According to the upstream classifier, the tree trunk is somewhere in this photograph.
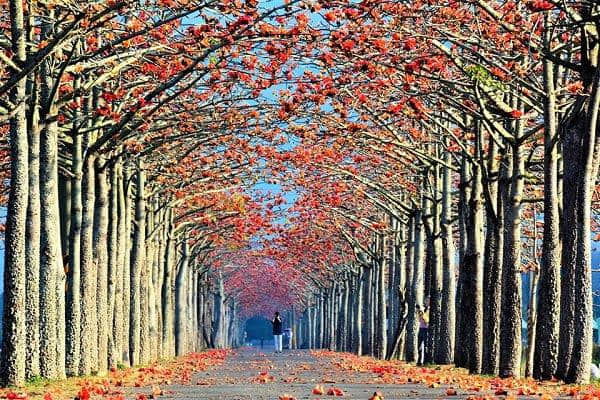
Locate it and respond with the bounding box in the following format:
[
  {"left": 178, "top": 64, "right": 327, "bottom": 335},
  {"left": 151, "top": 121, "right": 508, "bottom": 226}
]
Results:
[
  {"left": 94, "top": 161, "right": 109, "bottom": 373},
  {"left": 461, "top": 159, "right": 484, "bottom": 374},
  {"left": 329, "top": 284, "right": 336, "bottom": 351},
  {"left": 426, "top": 168, "right": 442, "bottom": 364},
  {"left": 162, "top": 211, "right": 175, "bottom": 357},
  {"left": 308, "top": 307, "right": 315, "bottom": 349},
  {"left": 55, "top": 235, "right": 66, "bottom": 379},
  {"left": 25, "top": 72, "right": 40, "bottom": 380},
  {"left": 139, "top": 234, "right": 150, "bottom": 364},
  {"left": 212, "top": 274, "right": 225, "bottom": 349},
  {"left": 66, "top": 69, "right": 83, "bottom": 378},
  {"left": 193, "top": 270, "right": 199, "bottom": 350},
  {"left": 175, "top": 240, "right": 189, "bottom": 356},
  {"left": 347, "top": 282, "right": 354, "bottom": 352},
  {"left": 394, "top": 225, "right": 408, "bottom": 360},
  {"left": 107, "top": 163, "right": 120, "bottom": 368},
  {"left": 197, "top": 279, "right": 205, "bottom": 349},
  {"left": 318, "top": 293, "right": 324, "bottom": 348},
  {"left": 534, "top": 21, "right": 561, "bottom": 379},
  {"left": 564, "top": 79, "right": 600, "bottom": 384},
  {"left": 39, "top": 57, "right": 63, "bottom": 379},
  {"left": 155, "top": 213, "right": 166, "bottom": 356},
  {"left": 455, "top": 159, "right": 471, "bottom": 367},
  {"left": 129, "top": 164, "right": 146, "bottom": 366},
  {"left": 404, "top": 214, "right": 417, "bottom": 362},
  {"left": 355, "top": 268, "right": 363, "bottom": 355},
  {"left": 438, "top": 157, "right": 455, "bottom": 364},
  {"left": 499, "top": 140, "right": 524, "bottom": 379},
  {"left": 58, "top": 175, "right": 71, "bottom": 266},
  {"left": 79, "top": 150, "right": 97, "bottom": 375},
  {"left": 119, "top": 165, "right": 130, "bottom": 365},
  {"left": 364, "top": 267, "right": 373, "bottom": 356},
  {"left": 340, "top": 280, "right": 348, "bottom": 351},
  {"left": 411, "top": 207, "right": 426, "bottom": 363},
  {"left": 387, "top": 225, "right": 397, "bottom": 355},
  {"left": 148, "top": 202, "right": 159, "bottom": 358},
  {"left": 1, "top": 0, "right": 29, "bottom": 385},
  {"left": 377, "top": 234, "right": 388, "bottom": 359},
  {"left": 482, "top": 142, "right": 504, "bottom": 376}
]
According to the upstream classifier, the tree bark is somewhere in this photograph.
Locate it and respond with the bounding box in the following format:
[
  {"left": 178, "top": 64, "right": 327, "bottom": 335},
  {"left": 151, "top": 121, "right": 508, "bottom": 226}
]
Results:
[
  {"left": 409, "top": 206, "right": 426, "bottom": 363},
  {"left": 79, "top": 149, "right": 97, "bottom": 375},
  {"left": 129, "top": 163, "right": 146, "bottom": 366},
  {"left": 363, "top": 267, "right": 373, "bottom": 356},
  {"left": 318, "top": 293, "right": 324, "bottom": 348},
  {"left": 482, "top": 144, "right": 504, "bottom": 376},
  {"left": 162, "top": 211, "right": 175, "bottom": 358},
  {"left": 148, "top": 201, "right": 159, "bottom": 359},
  {"left": 119, "top": 165, "right": 130, "bottom": 365},
  {"left": 329, "top": 283, "right": 336, "bottom": 351},
  {"left": 534, "top": 25, "right": 561, "bottom": 378},
  {"left": 175, "top": 240, "right": 189, "bottom": 355},
  {"left": 377, "top": 234, "right": 388, "bottom": 359},
  {"left": 39, "top": 54, "right": 63, "bottom": 380},
  {"left": 564, "top": 70, "right": 600, "bottom": 384},
  {"left": 65, "top": 62, "right": 83, "bottom": 377},
  {"left": 25, "top": 70, "right": 40, "bottom": 380},
  {"left": 461, "top": 159, "right": 484, "bottom": 374},
  {"left": 426, "top": 168, "right": 442, "bottom": 364},
  {"left": 404, "top": 214, "right": 417, "bottom": 362},
  {"left": 1, "top": 0, "right": 29, "bottom": 385},
  {"left": 438, "top": 157, "right": 455, "bottom": 364},
  {"left": 499, "top": 139, "right": 524, "bottom": 379},
  {"left": 212, "top": 274, "right": 225, "bottom": 348},
  {"left": 340, "top": 278, "right": 349, "bottom": 351},
  {"left": 94, "top": 160, "right": 109, "bottom": 373},
  {"left": 107, "top": 163, "right": 120, "bottom": 368},
  {"left": 387, "top": 224, "right": 397, "bottom": 355},
  {"left": 455, "top": 159, "right": 471, "bottom": 367}
]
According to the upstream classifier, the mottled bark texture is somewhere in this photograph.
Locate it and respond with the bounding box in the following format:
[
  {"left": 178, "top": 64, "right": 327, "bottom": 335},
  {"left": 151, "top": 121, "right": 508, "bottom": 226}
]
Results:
[
  {"left": 482, "top": 138, "right": 503, "bottom": 376},
  {"left": 459, "top": 160, "right": 484, "bottom": 374},
  {"left": 130, "top": 165, "right": 146, "bottom": 366},
  {"left": 376, "top": 235, "right": 387, "bottom": 359},
  {"left": 407, "top": 207, "right": 425, "bottom": 363},
  {"left": 79, "top": 151, "right": 97, "bottom": 375},
  {"left": 439, "top": 157, "right": 455, "bottom": 365},
  {"left": 534, "top": 24, "right": 561, "bottom": 379},
  {"left": 175, "top": 241, "right": 189, "bottom": 355},
  {"left": 25, "top": 68, "right": 40, "bottom": 380},
  {"left": 39, "top": 53, "right": 62, "bottom": 380},
  {"left": 1, "top": 0, "right": 28, "bottom": 385},
  {"left": 94, "top": 161, "right": 109, "bottom": 373},
  {"left": 499, "top": 141, "right": 524, "bottom": 379}
]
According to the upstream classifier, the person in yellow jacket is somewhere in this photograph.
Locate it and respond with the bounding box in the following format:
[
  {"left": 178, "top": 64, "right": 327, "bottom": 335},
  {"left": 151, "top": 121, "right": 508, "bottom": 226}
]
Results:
[{"left": 417, "top": 301, "right": 429, "bottom": 366}]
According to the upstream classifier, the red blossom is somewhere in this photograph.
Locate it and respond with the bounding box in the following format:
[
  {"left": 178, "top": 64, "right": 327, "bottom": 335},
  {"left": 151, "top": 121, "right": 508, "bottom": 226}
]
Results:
[{"left": 509, "top": 109, "right": 523, "bottom": 118}]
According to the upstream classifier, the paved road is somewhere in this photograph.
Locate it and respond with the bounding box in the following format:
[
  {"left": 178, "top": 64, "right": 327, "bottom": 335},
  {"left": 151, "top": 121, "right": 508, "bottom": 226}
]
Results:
[{"left": 125, "top": 347, "right": 496, "bottom": 399}]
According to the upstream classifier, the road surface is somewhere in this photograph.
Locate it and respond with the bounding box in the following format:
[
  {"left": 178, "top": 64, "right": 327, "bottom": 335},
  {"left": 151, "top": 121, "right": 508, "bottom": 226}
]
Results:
[{"left": 125, "top": 347, "right": 502, "bottom": 399}]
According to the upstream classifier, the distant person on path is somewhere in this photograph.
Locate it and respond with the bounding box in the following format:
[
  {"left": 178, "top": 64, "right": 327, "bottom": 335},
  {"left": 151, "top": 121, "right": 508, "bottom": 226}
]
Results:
[
  {"left": 272, "top": 311, "right": 283, "bottom": 353},
  {"left": 417, "top": 302, "right": 429, "bottom": 366}
]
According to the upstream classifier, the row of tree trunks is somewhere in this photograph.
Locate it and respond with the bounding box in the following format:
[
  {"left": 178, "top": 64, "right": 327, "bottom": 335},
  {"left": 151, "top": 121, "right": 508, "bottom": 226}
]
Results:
[
  {"left": 1, "top": 129, "right": 224, "bottom": 385},
  {"left": 289, "top": 81, "right": 595, "bottom": 384},
  {"left": 1, "top": 4, "right": 244, "bottom": 383}
]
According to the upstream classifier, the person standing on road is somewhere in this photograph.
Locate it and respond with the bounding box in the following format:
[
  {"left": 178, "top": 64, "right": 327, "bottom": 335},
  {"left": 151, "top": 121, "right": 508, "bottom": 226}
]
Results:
[
  {"left": 272, "top": 311, "right": 283, "bottom": 353},
  {"left": 417, "top": 301, "right": 429, "bottom": 366}
]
